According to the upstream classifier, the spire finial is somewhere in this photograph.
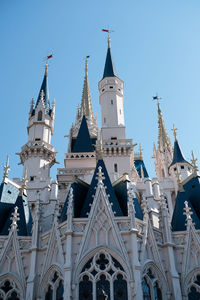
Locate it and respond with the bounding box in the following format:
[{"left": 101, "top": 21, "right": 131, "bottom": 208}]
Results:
[
  {"left": 45, "top": 63, "right": 48, "bottom": 76},
  {"left": 96, "top": 166, "right": 105, "bottom": 186},
  {"left": 139, "top": 144, "right": 143, "bottom": 158},
  {"left": 102, "top": 28, "right": 114, "bottom": 49},
  {"left": 20, "top": 168, "right": 28, "bottom": 195},
  {"left": 184, "top": 201, "right": 193, "bottom": 226},
  {"left": 3, "top": 155, "right": 10, "bottom": 182},
  {"left": 10, "top": 206, "right": 20, "bottom": 231},
  {"left": 108, "top": 35, "right": 111, "bottom": 48},
  {"left": 191, "top": 150, "right": 198, "bottom": 171},
  {"left": 85, "top": 56, "right": 89, "bottom": 76},
  {"left": 172, "top": 124, "right": 178, "bottom": 141}
]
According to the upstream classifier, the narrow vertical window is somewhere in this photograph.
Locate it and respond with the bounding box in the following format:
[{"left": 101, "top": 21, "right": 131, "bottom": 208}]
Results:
[
  {"left": 104, "top": 117, "right": 106, "bottom": 123},
  {"left": 111, "top": 99, "right": 113, "bottom": 105},
  {"left": 114, "top": 163, "right": 118, "bottom": 172},
  {"left": 38, "top": 110, "right": 42, "bottom": 121}
]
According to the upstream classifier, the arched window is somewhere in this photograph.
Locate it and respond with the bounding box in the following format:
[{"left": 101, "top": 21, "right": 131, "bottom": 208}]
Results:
[
  {"left": 79, "top": 251, "right": 128, "bottom": 300},
  {"left": 45, "top": 271, "right": 64, "bottom": 300},
  {"left": 142, "top": 268, "right": 162, "bottom": 300},
  {"left": 0, "top": 279, "right": 21, "bottom": 300},
  {"left": 114, "top": 163, "right": 118, "bottom": 173},
  {"left": 38, "top": 110, "right": 43, "bottom": 121},
  {"left": 188, "top": 274, "right": 200, "bottom": 299}
]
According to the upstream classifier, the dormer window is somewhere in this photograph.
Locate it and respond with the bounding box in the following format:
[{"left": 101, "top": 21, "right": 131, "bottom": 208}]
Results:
[{"left": 38, "top": 110, "right": 42, "bottom": 121}]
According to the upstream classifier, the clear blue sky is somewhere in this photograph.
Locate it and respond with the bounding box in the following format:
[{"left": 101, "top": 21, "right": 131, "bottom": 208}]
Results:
[{"left": 1, "top": 0, "right": 200, "bottom": 180}]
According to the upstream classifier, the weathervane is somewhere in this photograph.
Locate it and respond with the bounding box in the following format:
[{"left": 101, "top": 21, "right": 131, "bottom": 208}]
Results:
[
  {"left": 102, "top": 28, "right": 114, "bottom": 47},
  {"left": 152, "top": 94, "right": 162, "bottom": 105}
]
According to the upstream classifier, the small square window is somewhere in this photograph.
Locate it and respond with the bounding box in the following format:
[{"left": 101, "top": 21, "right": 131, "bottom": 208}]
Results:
[
  {"left": 7, "top": 190, "right": 11, "bottom": 194},
  {"left": 181, "top": 166, "right": 184, "bottom": 169},
  {"left": 30, "top": 176, "right": 34, "bottom": 182}
]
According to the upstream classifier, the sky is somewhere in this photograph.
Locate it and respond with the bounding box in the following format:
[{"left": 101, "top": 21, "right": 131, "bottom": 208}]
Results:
[{"left": 1, "top": 0, "right": 200, "bottom": 180}]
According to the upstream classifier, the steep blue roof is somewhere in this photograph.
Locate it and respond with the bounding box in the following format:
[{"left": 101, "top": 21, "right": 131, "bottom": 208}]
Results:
[
  {"left": 59, "top": 179, "right": 89, "bottom": 222},
  {"left": 103, "top": 46, "right": 117, "bottom": 79},
  {"left": 0, "top": 193, "right": 32, "bottom": 236},
  {"left": 170, "top": 140, "right": 189, "bottom": 167},
  {"left": 72, "top": 116, "right": 95, "bottom": 153},
  {"left": 0, "top": 182, "right": 19, "bottom": 204},
  {"left": 134, "top": 159, "right": 149, "bottom": 178},
  {"left": 35, "top": 65, "right": 50, "bottom": 115},
  {"left": 113, "top": 178, "right": 143, "bottom": 220},
  {"left": 80, "top": 159, "right": 123, "bottom": 217},
  {"left": 171, "top": 176, "right": 200, "bottom": 231}
]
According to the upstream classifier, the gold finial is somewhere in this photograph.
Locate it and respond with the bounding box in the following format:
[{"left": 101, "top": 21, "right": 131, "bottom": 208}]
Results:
[
  {"left": 108, "top": 35, "right": 111, "bottom": 48},
  {"left": 45, "top": 63, "right": 48, "bottom": 76},
  {"left": 139, "top": 144, "right": 143, "bottom": 158},
  {"left": 3, "top": 155, "right": 10, "bottom": 182},
  {"left": 191, "top": 150, "right": 198, "bottom": 171},
  {"left": 172, "top": 124, "right": 177, "bottom": 141}
]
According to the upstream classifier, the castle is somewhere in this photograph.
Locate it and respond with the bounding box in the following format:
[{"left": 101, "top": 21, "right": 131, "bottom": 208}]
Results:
[{"left": 0, "top": 36, "right": 200, "bottom": 300}]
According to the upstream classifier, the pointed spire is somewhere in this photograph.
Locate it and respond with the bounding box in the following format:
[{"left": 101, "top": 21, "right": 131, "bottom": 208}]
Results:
[
  {"left": 80, "top": 56, "right": 94, "bottom": 120},
  {"left": 35, "top": 63, "right": 50, "bottom": 114},
  {"left": 103, "top": 37, "right": 117, "bottom": 79},
  {"left": 170, "top": 138, "right": 189, "bottom": 167},
  {"left": 155, "top": 98, "right": 171, "bottom": 151},
  {"left": 3, "top": 155, "right": 10, "bottom": 182}
]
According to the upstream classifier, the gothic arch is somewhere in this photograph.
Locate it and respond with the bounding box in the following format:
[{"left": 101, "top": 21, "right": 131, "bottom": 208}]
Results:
[
  {"left": 0, "top": 273, "right": 24, "bottom": 299},
  {"left": 142, "top": 261, "right": 168, "bottom": 299},
  {"left": 183, "top": 266, "right": 200, "bottom": 298},
  {"left": 40, "top": 264, "right": 64, "bottom": 299},
  {"left": 73, "top": 246, "right": 132, "bottom": 300}
]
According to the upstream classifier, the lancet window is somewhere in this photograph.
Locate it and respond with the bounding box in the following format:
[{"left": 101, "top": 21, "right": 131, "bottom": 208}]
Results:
[
  {"left": 38, "top": 110, "right": 43, "bottom": 121},
  {"left": 45, "top": 271, "right": 64, "bottom": 300},
  {"left": 142, "top": 268, "right": 162, "bottom": 300},
  {"left": 188, "top": 273, "right": 200, "bottom": 299},
  {"left": 79, "top": 251, "right": 128, "bottom": 300},
  {"left": 0, "top": 279, "right": 21, "bottom": 300}
]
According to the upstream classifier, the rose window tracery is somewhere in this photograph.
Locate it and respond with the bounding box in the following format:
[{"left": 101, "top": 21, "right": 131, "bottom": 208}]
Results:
[{"left": 79, "top": 251, "right": 128, "bottom": 300}]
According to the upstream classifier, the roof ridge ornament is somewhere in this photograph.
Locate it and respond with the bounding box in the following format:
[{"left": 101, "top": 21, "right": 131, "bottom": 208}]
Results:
[
  {"left": 3, "top": 155, "right": 10, "bottom": 182},
  {"left": 184, "top": 200, "right": 193, "bottom": 226},
  {"left": 10, "top": 206, "right": 20, "bottom": 231},
  {"left": 96, "top": 166, "right": 105, "bottom": 186}
]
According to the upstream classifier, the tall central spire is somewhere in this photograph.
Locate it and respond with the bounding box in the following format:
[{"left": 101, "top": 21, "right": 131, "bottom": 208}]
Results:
[
  {"left": 80, "top": 56, "right": 94, "bottom": 119},
  {"left": 157, "top": 102, "right": 171, "bottom": 151}
]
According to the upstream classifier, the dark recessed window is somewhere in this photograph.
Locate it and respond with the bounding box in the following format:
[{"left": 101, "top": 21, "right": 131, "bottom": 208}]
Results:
[
  {"left": 102, "top": 88, "right": 105, "bottom": 92},
  {"left": 7, "top": 190, "right": 11, "bottom": 194},
  {"left": 174, "top": 167, "right": 177, "bottom": 172},
  {"left": 111, "top": 137, "right": 117, "bottom": 140},
  {"left": 109, "top": 86, "right": 113, "bottom": 89},
  {"left": 35, "top": 138, "right": 41, "bottom": 141},
  {"left": 104, "top": 117, "right": 106, "bottom": 123},
  {"left": 38, "top": 110, "right": 42, "bottom": 121},
  {"left": 30, "top": 176, "right": 34, "bottom": 182},
  {"left": 114, "top": 163, "right": 118, "bottom": 172},
  {"left": 111, "top": 100, "right": 113, "bottom": 105},
  {"left": 181, "top": 166, "right": 184, "bottom": 169}
]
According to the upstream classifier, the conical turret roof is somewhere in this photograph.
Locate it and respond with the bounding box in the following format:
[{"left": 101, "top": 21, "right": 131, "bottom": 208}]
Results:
[
  {"left": 35, "top": 64, "right": 50, "bottom": 114},
  {"left": 103, "top": 38, "right": 117, "bottom": 79}
]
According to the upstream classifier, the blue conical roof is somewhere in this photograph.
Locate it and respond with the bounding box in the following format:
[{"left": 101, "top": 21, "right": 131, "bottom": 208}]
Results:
[
  {"left": 103, "top": 45, "right": 117, "bottom": 79},
  {"left": 170, "top": 140, "right": 189, "bottom": 167},
  {"left": 72, "top": 115, "right": 95, "bottom": 153},
  {"left": 35, "top": 65, "right": 50, "bottom": 114}
]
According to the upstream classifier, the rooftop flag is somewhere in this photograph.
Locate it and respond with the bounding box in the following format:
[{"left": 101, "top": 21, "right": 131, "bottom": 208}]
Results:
[{"left": 47, "top": 54, "right": 53, "bottom": 59}]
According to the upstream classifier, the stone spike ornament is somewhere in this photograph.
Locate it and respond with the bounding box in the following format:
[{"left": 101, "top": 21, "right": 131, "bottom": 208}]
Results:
[
  {"left": 3, "top": 155, "right": 10, "bottom": 182},
  {"left": 10, "top": 206, "right": 20, "bottom": 231},
  {"left": 96, "top": 166, "right": 105, "bottom": 186},
  {"left": 191, "top": 151, "right": 198, "bottom": 171},
  {"left": 184, "top": 201, "right": 193, "bottom": 226}
]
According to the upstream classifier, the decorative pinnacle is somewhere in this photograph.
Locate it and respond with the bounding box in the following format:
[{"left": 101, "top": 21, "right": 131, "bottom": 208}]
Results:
[
  {"left": 175, "top": 168, "right": 182, "bottom": 187},
  {"left": 184, "top": 201, "right": 193, "bottom": 225},
  {"left": 20, "top": 168, "right": 28, "bottom": 194},
  {"left": 172, "top": 124, "right": 178, "bottom": 141},
  {"left": 96, "top": 166, "right": 105, "bottom": 186},
  {"left": 85, "top": 56, "right": 88, "bottom": 76},
  {"left": 191, "top": 151, "right": 198, "bottom": 171},
  {"left": 3, "top": 155, "right": 10, "bottom": 182},
  {"left": 10, "top": 206, "right": 20, "bottom": 231},
  {"left": 139, "top": 144, "right": 143, "bottom": 158},
  {"left": 40, "top": 90, "right": 44, "bottom": 102},
  {"left": 67, "top": 187, "right": 73, "bottom": 214}
]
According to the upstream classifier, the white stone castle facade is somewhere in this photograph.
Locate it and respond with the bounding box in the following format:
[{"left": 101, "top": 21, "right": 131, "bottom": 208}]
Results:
[{"left": 0, "top": 37, "right": 200, "bottom": 300}]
